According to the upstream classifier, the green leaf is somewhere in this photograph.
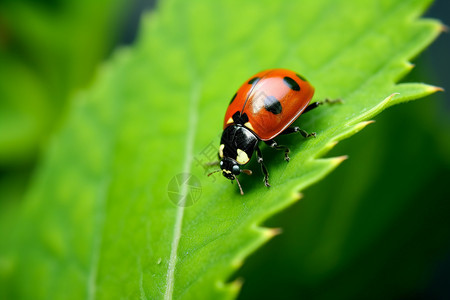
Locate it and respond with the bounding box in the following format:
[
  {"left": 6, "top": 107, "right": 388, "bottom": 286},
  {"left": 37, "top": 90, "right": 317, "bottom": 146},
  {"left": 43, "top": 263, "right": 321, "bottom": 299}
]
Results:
[
  {"left": 0, "top": 0, "right": 132, "bottom": 165},
  {"left": 0, "top": 0, "right": 442, "bottom": 299}
]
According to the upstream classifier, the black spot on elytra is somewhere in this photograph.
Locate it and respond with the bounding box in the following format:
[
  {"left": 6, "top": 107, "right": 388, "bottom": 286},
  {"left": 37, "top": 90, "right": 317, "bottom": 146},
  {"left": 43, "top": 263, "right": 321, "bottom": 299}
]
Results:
[
  {"left": 283, "top": 76, "right": 300, "bottom": 91},
  {"left": 248, "top": 77, "right": 260, "bottom": 85},
  {"left": 229, "top": 92, "right": 237, "bottom": 105},
  {"left": 264, "top": 96, "right": 282, "bottom": 114},
  {"left": 296, "top": 73, "right": 307, "bottom": 82}
]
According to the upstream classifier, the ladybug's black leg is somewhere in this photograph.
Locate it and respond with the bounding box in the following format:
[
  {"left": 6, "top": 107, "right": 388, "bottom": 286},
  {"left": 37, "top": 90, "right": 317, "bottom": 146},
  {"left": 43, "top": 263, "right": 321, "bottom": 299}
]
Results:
[
  {"left": 303, "top": 98, "right": 342, "bottom": 114},
  {"left": 255, "top": 145, "right": 270, "bottom": 187},
  {"left": 280, "top": 126, "right": 316, "bottom": 138},
  {"left": 265, "top": 140, "right": 291, "bottom": 162},
  {"left": 303, "top": 101, "right": 321, "bottom": 114}
]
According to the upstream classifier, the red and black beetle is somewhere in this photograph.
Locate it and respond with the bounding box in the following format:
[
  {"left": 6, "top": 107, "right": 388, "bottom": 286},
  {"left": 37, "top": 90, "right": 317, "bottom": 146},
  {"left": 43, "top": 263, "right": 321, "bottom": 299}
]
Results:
[{"left": 210, "top": 68, "right": 332, "bottom": 194}]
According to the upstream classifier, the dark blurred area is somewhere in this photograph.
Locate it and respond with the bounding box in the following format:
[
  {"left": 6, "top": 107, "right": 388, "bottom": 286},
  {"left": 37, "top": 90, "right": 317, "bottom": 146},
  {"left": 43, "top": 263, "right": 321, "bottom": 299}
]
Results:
[{"left": 0, "top": 0, "right": 449, "bottom": 299}]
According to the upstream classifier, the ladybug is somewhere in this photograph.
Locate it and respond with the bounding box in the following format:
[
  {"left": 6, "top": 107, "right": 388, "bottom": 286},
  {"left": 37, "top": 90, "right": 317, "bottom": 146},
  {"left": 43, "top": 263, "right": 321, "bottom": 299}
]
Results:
[{"left": 209, "top": 68, "right": 330, "bottom": 195}]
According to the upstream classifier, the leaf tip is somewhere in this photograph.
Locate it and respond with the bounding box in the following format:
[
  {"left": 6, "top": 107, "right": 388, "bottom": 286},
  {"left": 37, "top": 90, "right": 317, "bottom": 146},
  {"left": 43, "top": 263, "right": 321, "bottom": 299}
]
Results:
[
  {"left": 264, "top": 227, "right": 283, "bottom": 238},
  {"left": 389, "top": 92, "right": 401, "bottom": 98},
  {"left": 231, "top": 257, "right": 244, "bottom": 269},
  {"left": 405, "top": 61, "right": 415, "bottom": 70},
  {"left": 229, "top": 278, "right": 244, "bottom": 293},
  {"left": 292, "top": 191, "right": 303, "bottom": 202},
  {"left": 440, "top": 23, "right": 449, "bottom": 33},
  {"left": 331, "top": 155, "right": 348, "bottom": 166},
  {"left": 428, "top": 85, "right": 445, "bottom": 93},
  {"left": 355, "top": 120, "right": 375, "bottom": 131},
  {"left": 380, "top": 92, "right": 401, "bottom": 108},
  {"left": 353, "top": 93, "right": 398, "bottom": 123},
  {"left": 328, "top": 140, "right": 339, "bottom": 147},
  {"left": 322, "top": 140, "right": 339, "bottom": 155}
]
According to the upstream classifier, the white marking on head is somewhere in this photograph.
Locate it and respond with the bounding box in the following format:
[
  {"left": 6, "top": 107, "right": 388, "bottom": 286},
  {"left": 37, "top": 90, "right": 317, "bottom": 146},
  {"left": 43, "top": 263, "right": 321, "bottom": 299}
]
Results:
[
  {"left": 223, "top": 169, "right": 232, "bottom": 174},
  {"left": 219, "top": 144, "right": 225, "bottom": 158},
  {"left": 236, "top": 149, "right": 249, "bottom": 164},
  {"left": 226, "top": 117, "right": 233, "bottom": 124}
]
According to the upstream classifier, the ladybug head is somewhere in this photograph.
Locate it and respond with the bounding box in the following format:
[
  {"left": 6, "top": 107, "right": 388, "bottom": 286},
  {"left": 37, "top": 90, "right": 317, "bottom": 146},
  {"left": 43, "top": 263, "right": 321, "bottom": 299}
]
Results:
[
  {"left": 208, "top": 158, "right": 252, "bottom": 195},
  {"left": 220, "top": 158, "right": 241, "bottom": 180},
  {"left": 205, "top": 158, "right": 252, "bottom": 195}
]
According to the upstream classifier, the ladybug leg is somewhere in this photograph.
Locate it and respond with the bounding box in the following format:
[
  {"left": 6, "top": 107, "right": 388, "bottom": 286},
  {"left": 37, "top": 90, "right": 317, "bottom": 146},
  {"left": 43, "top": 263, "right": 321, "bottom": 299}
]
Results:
[
  {"left": 303, "top": 101, "right": 321, "bottom": 114},
  {"left": 304, "top": 98, "right": 342, "bottom": 114},
  {"left": 265, "top": 140, "right": 291, "bottom": 162},
  {"left": 255, "top": 145, "right": 270, "bottom": 187},
  {"left": 280, "top": 126, "right": 316, "bottom": 138}
]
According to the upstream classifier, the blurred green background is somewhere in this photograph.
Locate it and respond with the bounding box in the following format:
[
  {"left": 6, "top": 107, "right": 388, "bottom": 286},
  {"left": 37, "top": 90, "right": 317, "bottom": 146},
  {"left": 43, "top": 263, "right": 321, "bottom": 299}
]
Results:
[{"left": 0, "top": 0, "right": 449, "bottom": 299}]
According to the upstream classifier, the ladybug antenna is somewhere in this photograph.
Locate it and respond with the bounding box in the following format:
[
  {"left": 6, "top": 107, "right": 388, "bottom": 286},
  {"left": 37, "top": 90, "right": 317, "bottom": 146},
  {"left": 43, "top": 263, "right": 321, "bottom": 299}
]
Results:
[
  {"left": 241, "top": 169, "right": 252, "bottom": 176},
  {"left": 234, "top": 175, "right": 244, "bottom": 195},
  {"left": 207, "top": 169, "right": 221, "bottom": 176}
]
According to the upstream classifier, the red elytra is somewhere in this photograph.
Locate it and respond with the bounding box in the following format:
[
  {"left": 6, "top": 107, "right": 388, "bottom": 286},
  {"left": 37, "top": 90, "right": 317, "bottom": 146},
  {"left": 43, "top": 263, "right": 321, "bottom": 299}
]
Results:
[{"left": 223, "top": 68, "right": 315, "bottom": 141}]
